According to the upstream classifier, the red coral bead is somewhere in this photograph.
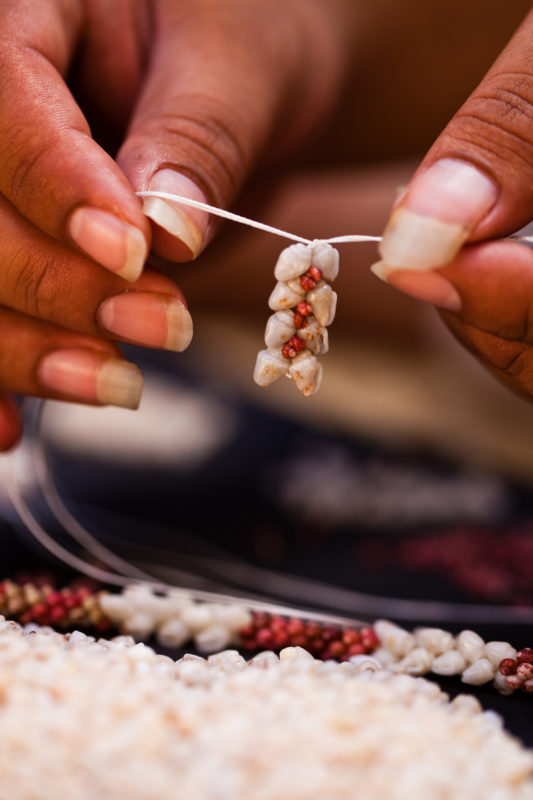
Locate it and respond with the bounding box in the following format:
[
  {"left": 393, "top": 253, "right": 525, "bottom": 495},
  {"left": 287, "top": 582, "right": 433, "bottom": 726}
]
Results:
[
  {"left": 327, "top": 640, "right": 346, "bottom": 659},
  {"left": 360, "top": 627, "right": 379, "bottom": 651},
  {"left": 288, "top": 335, "right": 306, "bottom": 353},
  {"left": 517, "top": 663, "right": 533, "bottom": 680},
  {"left": 307, "top": 266, "right": 323, "bottom": 282},
  {"left": 342, "top": 629, "right": 361, "bottom": 646},
  {"left": 296, "top": 302, "right": 313, "bottom": 317},
  {"left": 300, "top": 275, "right": 316, "bottom": 292},
  {"left": 523, "top": 678, "right": 533, "bottom": 694},
  {"left": 347, "top": 643, "right": 366, "bottom": 657},
  {"left": 293, "top": 312, "right": 307, "bottom": 329},
  {"left": 256, "top": 628, "right": 274, "bottom": 648},
  {"left": 282, "top": 343, "right": 297, "bottom": 359},
  {"left": 517, "top": 648, "right": 533, "bottom": 664},
  {"left": 499, "top": 658, "right": 518, "bottom": 675},
  {"left": 286, "top": 619, "right": 305, "bottom": 636}
]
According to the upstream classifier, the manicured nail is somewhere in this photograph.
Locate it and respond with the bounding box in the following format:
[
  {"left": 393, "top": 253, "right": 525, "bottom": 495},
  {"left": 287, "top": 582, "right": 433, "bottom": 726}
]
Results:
[
  {"left": 379, "top": 159, "right": 498, "bottom": 271},
  {"left": 143, "top": 169, "right": 207, "bottom": 258},
  {"left": 69, "top": 207, "right": 147, "bottom": 282},
  {"left": 97, "top": 291, "right": 193, "bottom": 352},
  {"left": 38, "top": 349, "right": 143, "bottom": 409},
  {"left": 371, "top": 260, "right": 461, "bottom": 312}
]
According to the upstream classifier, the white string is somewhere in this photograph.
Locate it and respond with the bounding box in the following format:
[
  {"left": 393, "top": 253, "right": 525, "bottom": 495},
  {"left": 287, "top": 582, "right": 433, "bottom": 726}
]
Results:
[
  {"left": 137, "top": 190, "right": 533, "bottom": 249},
  {"left": 136, "top": 191, "right": 382, "bottom": 246}
]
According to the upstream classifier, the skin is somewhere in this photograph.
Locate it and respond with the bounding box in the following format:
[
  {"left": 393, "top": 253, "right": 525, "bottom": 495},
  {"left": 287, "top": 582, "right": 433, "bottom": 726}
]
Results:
[{"left": 0, "top": 0, "right": 532, "bottom": 448}]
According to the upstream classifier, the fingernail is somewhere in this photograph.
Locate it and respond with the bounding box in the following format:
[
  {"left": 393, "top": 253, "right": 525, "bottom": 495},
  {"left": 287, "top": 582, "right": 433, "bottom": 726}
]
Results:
[
  {"left": 379, "top": 159, "right": 498, "bottom": 271},
  {"left": 143, "top": 169, "right": 207, "bottom": 258},
  {"left": 38, "top": 349, "right": 143, "bottom": 409},
  {"left": 97, "top": 291, "right": 193, "bottom": 352},
  {"left": 69, "top": 207, "right": 147, "bottom": 282},
  {"left": 371, "top": 260, "right": 461, "bottom": 311}
]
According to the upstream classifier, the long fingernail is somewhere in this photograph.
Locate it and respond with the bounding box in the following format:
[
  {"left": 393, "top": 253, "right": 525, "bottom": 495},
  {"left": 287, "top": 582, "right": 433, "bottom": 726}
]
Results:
[
  {"left": 143, "top": 170, "right": 207, "bottom": 258},
  {"left": 97, "top": 291, "right": 193, "bottom": 352},
  {"left": 38, "top": 349, "right": 143, "bottom": 409},
  {"left": 371, "top": 260, "right": 461, "bottom": 311},
  {"left": 68, "top": 207, "right": 147, "bottom": 282},
  {"left": 379, "top": 159, "right": 498, "bottom": 271}
]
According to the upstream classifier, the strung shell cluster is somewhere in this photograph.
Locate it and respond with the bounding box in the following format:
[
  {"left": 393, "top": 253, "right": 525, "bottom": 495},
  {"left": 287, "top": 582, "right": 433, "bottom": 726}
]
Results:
[{"left": 254, "top": 241, "right": 339, "bottom": 396}]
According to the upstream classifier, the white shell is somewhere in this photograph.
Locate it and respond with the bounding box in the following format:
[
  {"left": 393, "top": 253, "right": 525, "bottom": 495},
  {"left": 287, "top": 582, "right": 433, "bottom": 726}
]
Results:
[
  {"left": 457, "top": 630, "right": 485, "bottom": 663},
  {"left": 398, "top": 647, "right": 433, "bottom": 676},
  {"left": 374, "top": 620, "right": 415, "bottom": 659},
  {"left": 288, "top": 351, "right": 323, "bottom": 397},
  {"left": 268, "top": 281, "right": 304, "bottom": 311},
  {"left": 312, "top": 242, "right": 339, "bottom": 281},
  {"left": 253, "top": 348, "right": 289, "bottom": 387},
  {"left": 307, "top": 282, "right": 337, "bottom": 326},
  {"left": 485, "top": 641, "right": 517, "bottom": 666},
  {"left": 431, "top": 650, "right": 466, "bottom": 676},
  {"left": 461, "top": 657, "right": 494, "bottom": 686},
  {"left": 274, "top": 243, "right": 312, "bottom": 282},
  {"left": 299, "top": 317, "right": 329, "bottom": 355},
  {"left": 414, "top": 627, "right": 454, "bottom": 656},
  {"left": 264, "top": 310, "right": 296, "bottom": 349}
]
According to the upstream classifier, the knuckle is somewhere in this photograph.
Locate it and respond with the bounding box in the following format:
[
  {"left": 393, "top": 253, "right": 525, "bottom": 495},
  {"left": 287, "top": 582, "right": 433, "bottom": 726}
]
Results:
[
  {"left": 11, "top": 247, "right": 53, "bottom": 320},
  {"left": 139, "top": 94, "right": 250, "bottom": 201},
  {"left": 450, "top": 73, "right": 533, "bottom": 168}
]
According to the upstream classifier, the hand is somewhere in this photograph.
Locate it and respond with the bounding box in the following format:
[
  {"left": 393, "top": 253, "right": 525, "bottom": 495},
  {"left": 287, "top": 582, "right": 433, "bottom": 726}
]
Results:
[
  {"left": 371, "top": 8, "right": 533, "bottom": 403},
  {"left": 0, "top": 0, "right": 352, "bottom": 449}
]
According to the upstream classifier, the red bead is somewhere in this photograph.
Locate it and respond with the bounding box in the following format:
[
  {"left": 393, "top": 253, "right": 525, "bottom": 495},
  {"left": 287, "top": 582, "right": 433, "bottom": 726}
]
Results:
[
  {"left": 63, "top": 594, "right": 79, "bottom": 610},
  {"left": 517, "top": 648, "right": 533, "bottom": 664},
  {"left": 309, "top": 637, "right": 325, "bottom": 654},
  {"left": 288, "top": 335, "right": 306, "bottom": 353},
  {"left": 289, "top": 635, "right": 308, "bottom": 649},
  {"left": 251, "top": 612, "right": 269, "bottom": 628},
  {"left": 50, "top": 605, "right": 66, "bottom": 622},
  {"left": 239, "top": 624, "right": 256, "bottom": 639},
  {"left": 320, "top": 626, "right": 338, "bottom": 643},
  {"left": 256, "top": 628, "right": 274, "bottom": 648},
  {"left": 45, "top": 591, "right": 62, "bottom": 606},
  {"left": 292, "top": 313, "right": 307, "bottom": 330},
  {"left": 273, "top": 630, "right": 289, "bottom": 648},
  {"left": 347, "top": 643, "right": 366, "bottom": 657},
  {"left": 517, "top": 663, "right": 533, "bottom": 680},
  {"left": 327, "top": 640, "right": 346, "bottom": 659},
  {"left": 282, "top": 343, "right": 297, "bottom": 359},
  {"left": 31, "top": 603, "right": 48, "bottom": 620},
  {"left": 523, "top": 678, "right": 533, "bottom": 694},
  {"left": 296, "top": 302, "right": 313, "bottom": 317},
  {"left": 342, "top": 629, "right": 361, "bottom": 646},
  {"left": 305, "top": 622, "right": 321, "bottom": 640},
  {"left": 360, "top": 627, "right": 379, "bottom": 651},
  {"left": 300, "top": 275, "right": 316, "bottom": 292},
  {"left": 307, "top": 266, "right": 323, "bottom": 282},
  {"left": 286, "top": 619, "right": 305, "bottom": 636},
  {"left": 499, "top": 658, "right": 518, "bottom": 675}
]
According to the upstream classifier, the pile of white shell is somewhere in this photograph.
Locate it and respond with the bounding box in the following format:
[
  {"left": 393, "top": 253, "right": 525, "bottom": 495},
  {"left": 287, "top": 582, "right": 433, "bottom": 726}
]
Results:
[
  {"left": 0, "top": 617, "right": 532, "bottom": 800},
  {"left": 254, "top": 241, "right": 338, "bottom": 396},
  {"left": 99, "top": 585, "right": 252, "bottom": 653},
  {"left": 373, "top": 619, "right": 519, "bottom": 694}
]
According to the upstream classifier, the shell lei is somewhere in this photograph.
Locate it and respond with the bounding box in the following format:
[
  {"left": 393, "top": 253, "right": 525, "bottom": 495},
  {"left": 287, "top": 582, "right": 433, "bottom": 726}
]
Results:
[{"left": 254, "top": 241, "right": 339, "bottom": 396}]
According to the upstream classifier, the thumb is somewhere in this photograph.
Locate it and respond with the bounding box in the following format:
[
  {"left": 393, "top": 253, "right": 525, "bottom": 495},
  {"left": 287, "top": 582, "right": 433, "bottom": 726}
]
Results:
[
  {"left": 373, "top": 8, "right": 533, "bottom": 287},
  {"left": 117, "top": 1, "right": 345, "bottom": 262}
]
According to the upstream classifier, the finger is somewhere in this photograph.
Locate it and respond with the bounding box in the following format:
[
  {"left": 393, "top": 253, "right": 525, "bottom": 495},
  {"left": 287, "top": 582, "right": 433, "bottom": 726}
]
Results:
[
  {"left": 0, "top": 0, "right": 149, "bottom": 280},
  {"left": 0, "top": 194, "right": 193, "bottom": 353},
  {"left": 372, "top": 8, "right": 533, "bottom": 282},
  {"left": 0, "top": 393, "right": 22, "bottom": 452},
  {"left": 0, "top": 306, "right": 143, "bottom": 411},
  {"left": 117, "top": 0, "right": 347, "bottom": 261},
  {"left": 375, "top": 239, "right": 533, "bottom": 399}
]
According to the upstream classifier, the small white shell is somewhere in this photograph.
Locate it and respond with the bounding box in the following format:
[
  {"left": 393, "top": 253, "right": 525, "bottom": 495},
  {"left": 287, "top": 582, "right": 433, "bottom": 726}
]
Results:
[
  {"left": 307, "top": 282, "right": 337, "bottom": 326},
  {"left": 194, "top": 624, "right": 231, "bottom": 654},
  {"left": 431, "top": 650, "right": 466, "bottom": 676},
  {"left": 374, "top": 620, "right": 415, "bottom": 659},
  {"left": 268, "top": 281, "right": 304, "bottom": 311},
  {"left": 312, "top": 242, "right": 339, "bottom": 281},
  {"left": 450, "top": 694, "right": 483, "bottom": 714},
  {"left": 156, "top": 619, "right": 190, "bottom": 648},
  {"left": 493, "top": 671, "right": 515, "bottom": 695},
  {"left": 485, "top": 641, "right": 517, "bottom": 666},
  {"left": 264, "top": 310, "right": 296, "bottom": 349},
  {"left": 457, "top": 630, "right": 485, "bottom": 663},
  {"left": 299, "top": 317, "right": 329, "bottom": 355},
  {"left": 253, "top": 348, "right": 289, "bottom": 387},
  {"left": 461, "top": 657, "right": 494, "bottom": 686},
  {"left": 414, "top": 627, "right": 455, "bottom": 656},
  {"left": 288, "top": 351, "right": 323, "bottom": 397},
  {"left": 274, "top": 243, "right": 312, "bottom": 282},
  {"left": 398, "top": 647, "right": 433, "bottom": 676}
]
